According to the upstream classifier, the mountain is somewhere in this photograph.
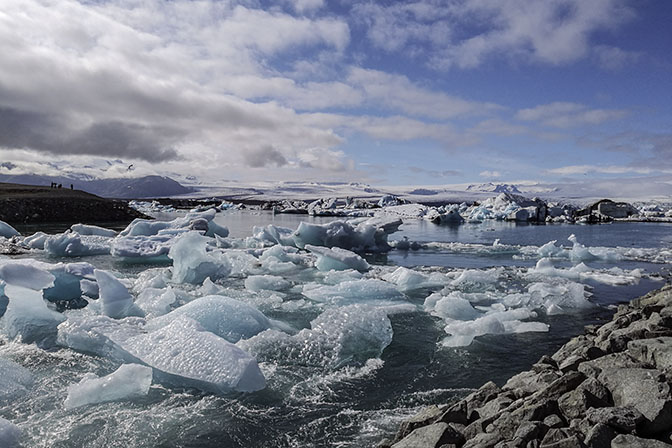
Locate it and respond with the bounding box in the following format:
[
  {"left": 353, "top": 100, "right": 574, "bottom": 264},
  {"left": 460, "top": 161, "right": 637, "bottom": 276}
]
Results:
[
  {"left": 466, "top": 183, "right": 522, "bottom": 194},
  {"left": 0, "top": 174, "right": 193, "bottom": 199}
]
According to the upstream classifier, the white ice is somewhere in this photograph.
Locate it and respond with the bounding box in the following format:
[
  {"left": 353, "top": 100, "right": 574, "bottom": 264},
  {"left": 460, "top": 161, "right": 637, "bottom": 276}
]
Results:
[
  {"left": 135, "top": 287, "right": 176, "bottom": 318},
  {"left": 168, "top": 232, "right": 231, "bottom": 284},
  {"left": 44, "top": 232, "right": 111, "bottom": 257},
  {"left": 64, "top": 363, "right": 152, "bottom": 409},
  {"left": 0, "top": 263, "right": 55, "bottom": 290},
  {"left": 145, "top": 295, "right": 272, "bottom": 343},
  {"left": 95, "top": 270, "right": 144, "bottom": 319},
  {"left": 306, "top": 245, "right": 370, "bottom": 272},
  {"left": 244, "top": 275, "right": 291, "bottom": 292},
  {"left": 383, "top": 267, "right": 445, "bottom": 292},
  {"left": 119, "top": 316, "right": 266, "bottom": 393},
  {"left": 1, "top": 284, "right": 65, "bottom": 343},
  {"left": 291, "top": 217, "right": 401, "bottom": 252},
  {"left": 70, "top": 224, "right": 117, "bottom": 237},
  {"left": 0, "top": 220, "right": 19, "bottom": 238},
  {"left": 302, "top": 279, "right": 405, "bottom": 305},
  {"left": 23, "top": 231, "right": 49, "bottom": 249}
]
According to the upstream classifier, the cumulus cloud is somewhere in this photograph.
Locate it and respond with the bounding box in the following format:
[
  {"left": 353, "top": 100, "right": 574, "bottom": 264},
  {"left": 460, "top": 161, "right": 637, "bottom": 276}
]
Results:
[
  {"left": 243, "top": 146, "right": 288, "bottom": 168},
  {"left": 480, "top": 170, "right": 502, "bottom": 178}
]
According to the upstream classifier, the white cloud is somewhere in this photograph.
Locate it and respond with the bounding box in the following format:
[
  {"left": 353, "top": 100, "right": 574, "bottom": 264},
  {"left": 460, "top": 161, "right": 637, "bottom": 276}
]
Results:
[
  {"left": 593, "top": 45, "right": 642, "bottom": 70},
  {"left": 545, "top": 164, "right": 654, "bottom": 176},
  {"left": 515, "top": 102, "right": 628, "bottom": 128},
  {"left": 479, "top": 170, "right": 502, "bottom": 178}
]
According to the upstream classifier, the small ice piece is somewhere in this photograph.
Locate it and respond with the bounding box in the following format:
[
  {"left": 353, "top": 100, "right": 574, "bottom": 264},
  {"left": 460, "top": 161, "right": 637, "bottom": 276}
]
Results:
[
  {"left": 44, "top": 232, "right": 111, "bottom": 257},
  {"left": 537, "top": 240, "right": 565, "bottom": 258},
  {"left": 120, "top": 316, "right": 265, "bottom": 393},
  {"left": 426, "top": 293, "right": 481, "bottom": 321},
  {"left": 70, "top": 224, "right": 117, "bottom": 237},
  {"left": 205, "top": 220, "right": 229, "bottom": 238},
  {"left": 1, "top": 284, "right": 66, "bottom": 343},
  {"left": 168, "top": 232, "right": 231, "bottom": 284},
  {"left": 451, "top": 267, "right": 503, "bottom": 286},
  {"left": 244, "top": 275, "right": 291, "bottom": 292},
  {"left": 23, "top": 231, "right": 49, "bottom": 249},
  {"left": 110, "top": 234, "right": 175, "bottom": 261},
  {"left": 64, "top": 364, "right": 152, "bottom": 409},
  {"left": 0, "top": 358, "right": 34, "bottom": 402},
  {"left": 135, "top": 287, "right": 176, "bottom": 318},
  {"left": 95, "top": 270, "right": 144, "bottom": 319},
  {"left": 567, "top": 234, "right": 597, "bottom": 262},
  {"left": 251, "top": 225, "right": 295, "bottom": 246},
  {"left": 383, "top": 267, "right": 444, "bottom": 292},
  {"left": 0, "top": 220, "right": 19, "bottom": 238},
  {"left": 302, "top": 279, "right": 405, "bottom": 305},
  {"left": 305, "top": 245, "right": 370, "bottom": 272},
  {"left": 442, "top": 308, "right": 547, "bottom": 347},
  {"left": 0, "top": 417, "right": 21, "bottom": 448},
  {"left": 145, "top": 295, "right": 271, "bottom": 343},
  {"left": 0, "top": 263, "right": 55, "bottom": 290}
]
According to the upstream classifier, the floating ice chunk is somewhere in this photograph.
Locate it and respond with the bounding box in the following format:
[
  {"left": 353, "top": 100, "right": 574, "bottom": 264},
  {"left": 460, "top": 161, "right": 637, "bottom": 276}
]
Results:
[
  {"left": 120, "top": 210, "right": 218, "bottom": 237},
  {"left": 0, "top": 220, "right": 19, "bottom": 238},
  {"left": 56, "top": 313, "right": 144, "bottom": 360},
  {"left": 537, "top": 240, "right": 565, "bottom": 258},
  {"left": 44, "top": 232, "right": 111, "bottom": 257},
  {"left": 383, "top": 267, "right": 445, "bottom": 292},
  {"left": 451, "top": 267, "right": 503, "bottom": 286},
  {"left": 23, "top": 231, "right": 49, "bottom": 249},
  {"left": 442, "top": 308, "right": 547, "bottom": 347},
  {"left": 241, "top": 304, "right": 393, "bottom": 369},
  {"left": 306, "top": 245, "right": 370, "bottom": 272},
  {"left": 70, "top": 224, "right": 117, "bottom": 237},
  {"left": 292, "top": 217, "right": 401, "bottom": 252},
  {"left": 303, "top": 279, "right": 405, "bottom": 305},
  {"left": 567, "top": 234, "right": 597, "bottom": 262},
  {"left": 425, "top": 293, "right": 481, "bottom": 321},
  {"left": 1, "top": 284, "right": 65, "bottom": 343},
  {"left": 111, "top": 234, "right": 175, "bottom": 261},
  {"left": 0, "top": 417, "right": 21, "bottom": 448},
  {"left": 205, "top": 220, "right": 229, "bottom": 238},
  {"left": 527, "top": 281, "right": 592, "bottom": 313},
  {"left": 0, "top": 263, "right": 55, "bottom": 290},
  {"left": 0, "top": 357, "right": 34, "bottom": 401},
  {"left": 146, "top": 295, "right": 271, "bottom": 343},
  {"left": 132, "top": 268, "right": 169, "bottom": 293},
  {"left": 64, "top": 363, "right": 152, "bottom": 409},
  {"left": 121, "top": 316, "right": 265, "bottom": 393},
  {"left": 136, "top": 287, "right": 176, "bottom": 318},
  {"left": 95, "top": 270, "right": 144, "bottom": 319},
  {"left": 168, "top": 232, "right": 231, "bottom": 284},
  {"left": 251, "top": 225, "right": 295, "bottom": 246},
  {"left": 199, "top": 277, "right": 224, "bottom": 295},
  {"left": 258, "top": 245, "right": 308, "bottom": 274},
  {"left": 244, "top": 275, "right": 291, "bottom": 292}
]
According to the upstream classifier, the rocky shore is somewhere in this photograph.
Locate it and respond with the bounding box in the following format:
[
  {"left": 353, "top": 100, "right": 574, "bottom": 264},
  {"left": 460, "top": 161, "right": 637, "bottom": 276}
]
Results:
[
  {"left": 381, "top": 285, "right": 672, "bottom": 448},
  {"left": 0, "top": 182, "right": 149, "bottom": 225}
]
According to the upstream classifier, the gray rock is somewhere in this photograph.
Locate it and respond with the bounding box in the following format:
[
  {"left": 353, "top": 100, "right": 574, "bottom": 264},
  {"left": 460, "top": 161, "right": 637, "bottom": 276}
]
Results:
[
  {"left": 553, "top": 336, "right": 595, "bottom": 365},
  {"left": 540, "top": 428, "right": 585, "bottom": 447},
  {"left": 476, "top": 395, "right": 516, "bottom": 421},
  {"left": 514, "top": 421, "right": 548, "bottom": 444},
  {"left": 558, "top": 378, "right": 612, "bottom": 420},
  {"left": 544, "top": 414, "right": 566, "bottom": 429},
  {"left": 395, "top": 405, "right": 444, "bottom": 441},
  {"left": 598, "top": 368, "right": 672, "bottom": 435},
  {"left": 463, "top": 431, "right": 503, "bottom": 448},
  {"left": 559, "top": 355, "right": 585, "bottom": 373},
  {"left": 610, "top": 434, "right": 672, "bottom": 447},
  {"left": 628, "top": 337, "right": 672, "bottom": 371},
  {"left": 537, "top": 372, "right": 587, "bottom": 401},
  {"left": 578, "top": 353, "right": 645, "bottom": 378},
  {"left": 583, "top": 423, "right": 617, "bottom": 448},
  {"left": 440, "top": 400, "right": 470, "bottom": 425},
  {"left": 392, "top": 422, "right": 465, "bottom": 448},
  {"left": 505, "top": 370, "right": 563, "bottom": 398},
  {"left": 585, "top": 406, "right": 644, "bottom": 433}
]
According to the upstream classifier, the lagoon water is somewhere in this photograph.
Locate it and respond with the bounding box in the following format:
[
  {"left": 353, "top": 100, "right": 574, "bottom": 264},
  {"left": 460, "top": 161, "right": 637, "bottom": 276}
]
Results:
[{"left": 2, "top": 211, "right": 671, "bottom": 447}]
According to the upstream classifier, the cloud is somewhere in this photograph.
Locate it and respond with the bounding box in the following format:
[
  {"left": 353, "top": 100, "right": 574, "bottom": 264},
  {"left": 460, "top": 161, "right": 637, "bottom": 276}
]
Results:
[
  {"left": 243, "top": 146, "right": 288, "bottom": 168},
  {"left": 593, "top": 45, "right": 642, "bottom": 70},
  {"left": 545, "top": 164, "right": 655, "bottom": 176},
  {"left": 480, "top": 170, "right": 502, "bottom": 178},
  {"left": 515, "top": 102, "right": 628, "bottom": 128}
]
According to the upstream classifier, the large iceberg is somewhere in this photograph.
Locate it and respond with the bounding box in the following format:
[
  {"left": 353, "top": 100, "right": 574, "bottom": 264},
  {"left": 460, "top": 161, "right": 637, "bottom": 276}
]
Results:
[
  {"left": 64, "top": 363, "right": 152, "bottom": 409},
  {"left": 291, "top": 217, "right": 401, "bottom": 252},
  {"left": 119, "top": 317, "right": 266, "bottom": 393},
  {"left": 145, "top": 295, "right": 272, "bottom": 343}
]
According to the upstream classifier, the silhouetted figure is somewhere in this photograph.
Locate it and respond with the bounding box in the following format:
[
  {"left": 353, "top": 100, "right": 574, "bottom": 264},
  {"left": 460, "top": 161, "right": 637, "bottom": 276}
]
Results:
[
  {"left": 58, "top": 183, "right": 62, "bottom": 189},
  {"left": 70, "top": 184, "right": 73, "bottom": 190}
]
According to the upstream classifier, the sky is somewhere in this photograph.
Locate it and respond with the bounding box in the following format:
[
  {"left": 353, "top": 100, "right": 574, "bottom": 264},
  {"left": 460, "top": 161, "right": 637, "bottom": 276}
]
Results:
[{"left": 0, "top": 0, "right": 671, "bottom": 187}]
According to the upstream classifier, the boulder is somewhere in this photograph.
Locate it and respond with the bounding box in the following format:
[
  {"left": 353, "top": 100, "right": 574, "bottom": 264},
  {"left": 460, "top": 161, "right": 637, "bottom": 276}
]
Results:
[
  {"left": 395, "top": 405, "right": 444, "bottom": 441},
  {"left": 585, "top": 406, "right": 644, "bottom": 433},
  {"left": 627, "top": 337, "right": 672, "bottom": 371},
  {"left": 391, "top": 422, "right": 464, "bottom": 448},
  {"left": 611, "top": 434, "right": 672, "bottom": 447}
]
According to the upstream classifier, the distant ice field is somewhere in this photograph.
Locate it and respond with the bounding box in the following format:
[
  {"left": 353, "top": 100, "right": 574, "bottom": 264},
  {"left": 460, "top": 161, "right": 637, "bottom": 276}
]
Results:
[{"left": 1, "top": 210, "right": 670, "bottom": 447}]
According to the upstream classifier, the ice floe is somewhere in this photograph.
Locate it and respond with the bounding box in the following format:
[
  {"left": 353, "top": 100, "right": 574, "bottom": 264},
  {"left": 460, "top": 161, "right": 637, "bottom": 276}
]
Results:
[{"left": 64, "top": 363, "right": 152, "bottom": 409}]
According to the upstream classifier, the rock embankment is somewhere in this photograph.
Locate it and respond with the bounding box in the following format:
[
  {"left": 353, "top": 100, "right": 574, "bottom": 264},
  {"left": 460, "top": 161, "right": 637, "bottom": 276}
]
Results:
[
  {"left": 0, "top": 182, "right": 149, "bottom": 224},
  {"left": 382, "top": 285, "right": 672, "bottom": 448}
]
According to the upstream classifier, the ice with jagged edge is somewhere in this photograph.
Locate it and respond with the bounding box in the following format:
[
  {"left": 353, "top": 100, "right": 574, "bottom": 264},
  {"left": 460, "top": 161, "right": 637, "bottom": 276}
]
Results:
[
  {"left": 0, "top": 357, "right": 34, "bottom": 402},
  {"left": 64, "top": 363, "right": 152, "bottom": 409},
  {"left": 305, "top": 244, "right": 370, "bottom": 272}
]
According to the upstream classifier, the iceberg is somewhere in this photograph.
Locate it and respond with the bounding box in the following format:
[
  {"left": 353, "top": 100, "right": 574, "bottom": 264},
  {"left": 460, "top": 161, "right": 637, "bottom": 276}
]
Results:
[
  {"left": 111, "top": 234, "right": 175, "bottom": 261},
  {"left": 382, "top": 267, "right": 445, "bottom": 292},
  {"left": 0, "top": 220, "right": 19, "bottom": 238},
  {"left": 244, "top": 275, "right": 291, "bottom": 292},
  {"left": 44, "top": 232, "right": 111, "bottom": 257},
  {"left": 291, "top": 217, "right": 401, "bottom": 252},
  {"left": 95, "top": 270, "right": 144, "bottom": 319},
  {"left": 135, "top": 287, "right": 176, "bottom": 318},
  {"left": 22, "top": 231, "right": 49, "bottom": 249},
  {"left": 119, "top": 317, "right": 266, "bottom": 393},
  {"left": 64, "top": 363, "right": 152, "bottom": 409},
  {"left": 145, "top": 295, "right": 272, "bottom": 343},
  {"left": 305, "top": 245, "right": 370, "bottom": 272},
  {"left": 302, "top": 279, "right": 405, "bottom": 305},
  {"left": 1, "top": 284, "right": 65, "bottom": 343},
  {"left": 70, "top": 224, "right": 117, "bottom": 237},
  {"left": 168, "top": 232, "right": 231, "bottom": 284},
  {"left": 0, "top": 263, "right": 55, "bottom": 290},
  {"left": 241, "top": 304, "right": 393, "bottom": 369}
]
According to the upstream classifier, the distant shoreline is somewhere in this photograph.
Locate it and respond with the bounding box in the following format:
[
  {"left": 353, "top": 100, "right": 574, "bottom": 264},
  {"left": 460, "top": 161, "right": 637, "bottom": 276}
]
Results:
[{"left": 0, "top": 182, "right": 150, "bottom": 225}]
